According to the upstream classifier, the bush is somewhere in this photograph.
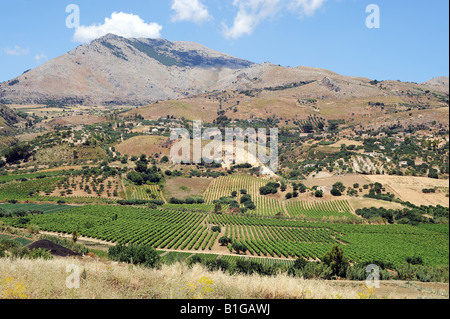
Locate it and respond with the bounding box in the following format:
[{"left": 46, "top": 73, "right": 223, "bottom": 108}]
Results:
[
  {"left": 232, "top": 242, "right": 247, "bottom": 254},
  {"left": 331, "top": 188, "right": 342, "bottom": 196},
  {"left": 406, "top": 256, "right": 423, "bottom": 265},
  {"left": 218, "top": 236, "right": 232, "bottom": 246},
  {"left": 259, "top": 182, "right": 280, "bottom": 195},
  {"left": 240, "top": 194, "right": 252, "bottom": 204},
  {"left": 315, "top": 190, "right": 323, "bottom": 198},
  {"left": 108, "top": 244, "right": 160, "bottom": 268}
]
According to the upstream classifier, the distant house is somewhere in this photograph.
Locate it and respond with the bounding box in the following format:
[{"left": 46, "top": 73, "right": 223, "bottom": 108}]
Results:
[
  {"left": 364, "top": 152, "right": 382, "bottom": 158},
  {"left": 399, "top": 161, "right": 408, "bottom": 167}
]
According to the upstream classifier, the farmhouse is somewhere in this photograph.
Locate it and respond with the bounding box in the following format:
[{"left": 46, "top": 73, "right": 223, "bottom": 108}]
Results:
[{"left": 399, "top": 161, "right": 409, "bottom": 167}]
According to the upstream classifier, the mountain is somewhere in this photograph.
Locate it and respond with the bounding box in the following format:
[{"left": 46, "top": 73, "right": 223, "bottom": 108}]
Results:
[
  {"left": 422, "top": 76, "right": 450, "bottom": 95},
  {"left": 0, "top": 34, "right": 255, "bottom": 106},
  {"left": 0, "top": 34, "right": 448, "bottom": 107}
]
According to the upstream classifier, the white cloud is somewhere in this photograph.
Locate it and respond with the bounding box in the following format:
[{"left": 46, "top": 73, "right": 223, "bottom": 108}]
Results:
[
  {"left": 73, "top": 12, "right": 163, "bottom": 43},
  {"left": 171, "top": 0, "right": 212, "bottom": 25},
  {"left": 34, "top": 53, "right": 48, "bottom": 63},
  {"left": 224, "top": 0, "right": 327, "bottom": 39},
  {"left": 3, "top": 45, "right": 30, "bottom": 56},
  {"left": 289, "top": 0, "right": 327, "bottom": 16},
  {"left": 224, "top": 0, "right": 282, "bottom": 39}
]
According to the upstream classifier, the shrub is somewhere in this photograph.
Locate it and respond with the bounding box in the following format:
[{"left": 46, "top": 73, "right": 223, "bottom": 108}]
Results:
[
  {"left": 218, "top": 236, "right": 232, "bottom": 246},
  {"left": 108, "top": 244, "right": 160, "bottom": 268},
  {"left": 406, "top": 256, "right": 423, "bottom": 265},
  {"left": 331, "top": 188, "right": 342, "bottom": 196}
]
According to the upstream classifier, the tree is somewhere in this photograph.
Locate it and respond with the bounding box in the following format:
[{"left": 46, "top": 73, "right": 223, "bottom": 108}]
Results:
[
  {"left": 5, "top": 144, "right": 32, "bottom": 164},
  {"left": 244, "top": 201, "right": 256, "bottom": 210},
  {"left": 297, "top": 183, "right": 307, "bottom": 193},
  {"left": 293, "top": 258, "right": 307, "bottom": 269},
  {"left": 322, "top": 244, "right": 348, "bottom": 278},
  {"left": 232, "top": 242, "right": 247, "bottom": 255},
  {"left": 332, "top": 182, "right": 346, "bottom": 193},
  {"left": 211, "top": 226, "right": 221, "bottom": 232},
  {"left": 240, "top": 194, "right": 252, "bottom": 204},
  {"left": 331, "top": 188, "right": 342, "bottom": 196},
  {"left": 72, "top": 230, "right": 79, "bottom": 243},
  {"left": 214, "top": 203, "right": 222, "bottom": 214},
  {"left": 315, "top": 190, "right": 323, "bottom": 198},
  {"left": 160, "top": 156, "right": 169, "bottom": 163},
  {"left": 219, "top": 236, "right": 232, "bottom": 246},
  {"left": 428, "top": 168, "right": 439, "bottom": 179}
]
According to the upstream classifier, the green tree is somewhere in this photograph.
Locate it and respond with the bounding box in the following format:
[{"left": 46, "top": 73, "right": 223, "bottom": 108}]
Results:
[{"left": 322, "top": 244, "right": 348, "bottom": 278}]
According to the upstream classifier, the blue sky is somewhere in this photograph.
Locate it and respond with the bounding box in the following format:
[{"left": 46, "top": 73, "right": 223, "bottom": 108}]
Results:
[{"left": 0, "top": 0, "right": 448, "bottom": 83}]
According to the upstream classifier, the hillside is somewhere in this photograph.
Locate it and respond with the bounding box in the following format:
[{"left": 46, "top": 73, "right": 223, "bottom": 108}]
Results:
[
  {"left": 0, "top": 103, "right": 20, "bottom": 147},
  {"left": 0, "top": 103, "right": 19, "bottom": 135},
  {"left": 0, "top": 34, "right": 255, "bottom": 106},
  {"left": 1, "top": 33, "right": 447, "bottom": 109}
]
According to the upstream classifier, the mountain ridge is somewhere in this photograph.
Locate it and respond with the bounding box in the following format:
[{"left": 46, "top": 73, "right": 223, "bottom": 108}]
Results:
[{"left": 0, "top": 34, "right": 448, "bottom": 106}]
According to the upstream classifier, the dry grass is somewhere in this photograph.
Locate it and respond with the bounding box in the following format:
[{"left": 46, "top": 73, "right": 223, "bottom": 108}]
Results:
[
  {"left": 364, "top": 175, "right": 450, "bottom": 207},
  {"left": 1, "top": 257, "right": 448, "bottom": 299},
  {"left": 115, "top": 135, "right": 172, "bottom": 157},
  {"left": 164, "top": 177, "right": 213, "bottom": 200}
]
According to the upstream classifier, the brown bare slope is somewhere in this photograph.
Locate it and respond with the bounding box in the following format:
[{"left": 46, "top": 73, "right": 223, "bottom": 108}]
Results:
[
  {"left": 0, "top": 34, "right": 254, "bottom": 106},
  {"left": 0, "top": 34, "right": 447, "bottom": 112}
]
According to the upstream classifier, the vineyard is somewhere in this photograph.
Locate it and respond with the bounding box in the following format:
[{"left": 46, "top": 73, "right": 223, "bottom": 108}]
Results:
[
  {"left": 203, "top": 175, "right": 357, "bottom": 219},
  {"left": 131, "top": 184, "right": 166, "bottom": 203},
  {"left": 0, "top": 177, "right": 65, "bottom": 201},
  {"left": 1, "top": 204, "right": 446, "bottom": 268},
  {"left": 0, "top": 203, "right": 74, "bottom": 214},
  {"left": 285, "top": 200, "right": 355, "bottom": 219},
  {"left": 203, "top": 175, "right": 285, "bottom": 216},
  {"left": 6, "top": 205, "right": 220, "bottom": 253},
  {"left": 0, "top": 172, "right": 448, "bottom": 270}
]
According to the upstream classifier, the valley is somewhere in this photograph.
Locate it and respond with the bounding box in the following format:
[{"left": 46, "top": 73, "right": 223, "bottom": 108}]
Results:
[{"left": 0, "top": 34, "right": 448, "bottom": 300}]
